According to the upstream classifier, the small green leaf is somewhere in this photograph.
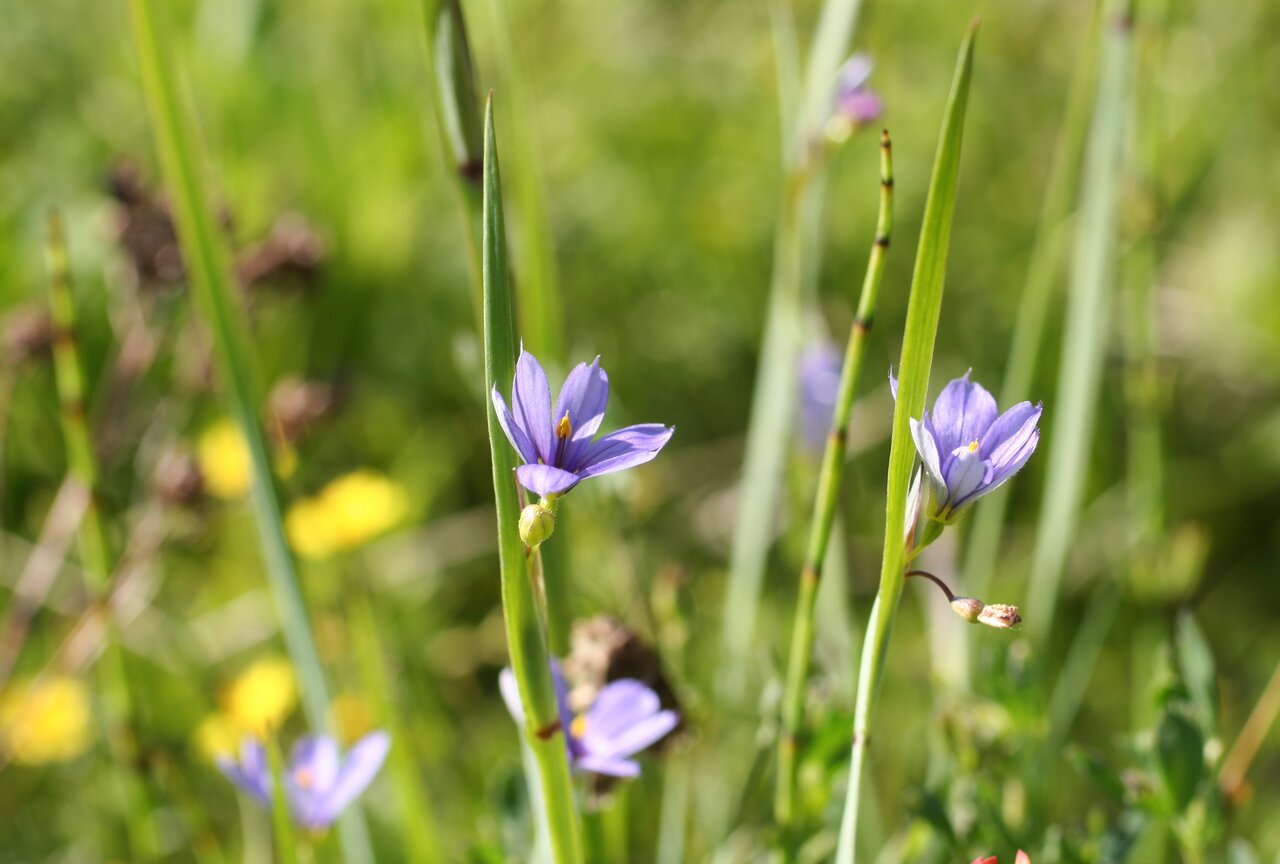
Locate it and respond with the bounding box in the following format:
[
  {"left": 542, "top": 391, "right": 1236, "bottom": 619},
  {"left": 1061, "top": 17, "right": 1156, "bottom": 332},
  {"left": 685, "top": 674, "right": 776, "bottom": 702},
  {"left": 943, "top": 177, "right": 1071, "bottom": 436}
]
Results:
[
  {"left": 1154, "top": 708, "right": 1205, "bottom": 812},
  {"left": 1175, "top": 611, "right": 1217, "bottom": 734}
]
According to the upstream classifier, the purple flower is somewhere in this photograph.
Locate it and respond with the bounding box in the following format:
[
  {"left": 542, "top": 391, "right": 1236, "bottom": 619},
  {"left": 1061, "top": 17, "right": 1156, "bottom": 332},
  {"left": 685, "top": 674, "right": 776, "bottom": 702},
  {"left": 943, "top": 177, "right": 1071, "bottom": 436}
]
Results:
[
  {"left": 798, "top": 342, "right": 843, "bottom": 449},
  {"left": 500, "top": 663, "right": 678, "bottom": 778},
  {"left": 897, "top": 371, "right": 1041, "bottom": 523},
  {"left": 217, "top": 731, "right": 390, "bottom": 829},
  {"left": 833, "top": 53, "right": 883, "bottom": 126},
  {"left": 492, "top": 350, "right": 674, "bottom": 497}
]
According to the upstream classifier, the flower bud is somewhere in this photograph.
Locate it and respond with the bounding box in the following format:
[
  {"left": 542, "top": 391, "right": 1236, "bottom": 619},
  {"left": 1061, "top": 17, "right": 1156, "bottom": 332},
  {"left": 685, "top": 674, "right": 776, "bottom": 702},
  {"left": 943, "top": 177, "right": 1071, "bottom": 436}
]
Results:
[
  {"left": 519, "top": 503, "right": 555, "bottom": 548},
  {"left": 950, "top": 597, "right": 985, "bottom": 623},
  {"left": 977, "top": 603, "right": 1022, "bottom": 630}
]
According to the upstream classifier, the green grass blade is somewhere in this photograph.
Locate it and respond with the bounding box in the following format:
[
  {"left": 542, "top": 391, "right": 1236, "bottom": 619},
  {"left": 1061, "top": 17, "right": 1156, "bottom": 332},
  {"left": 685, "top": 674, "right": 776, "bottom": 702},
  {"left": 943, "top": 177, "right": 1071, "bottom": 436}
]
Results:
[
  {"left": 125, "top": 2, "right": 374, "bottom": 860},
  {"left": 835, "top": 23, "right": 979, "bottom": 864},
  {"left": 719, "top": 0, "right": 866, "bottom": 699},
  {"left": 481, "top": 94, "right": 583, "bottom": 864},
  {"left": 775, "top": 131, "right": 893, "bottom": 847},
  {"left": 1025, "top": 0, "right": 1135, "bottom": 650},
  {"left": 959, "top": 0, "right": 1104, "bottom": 612}
]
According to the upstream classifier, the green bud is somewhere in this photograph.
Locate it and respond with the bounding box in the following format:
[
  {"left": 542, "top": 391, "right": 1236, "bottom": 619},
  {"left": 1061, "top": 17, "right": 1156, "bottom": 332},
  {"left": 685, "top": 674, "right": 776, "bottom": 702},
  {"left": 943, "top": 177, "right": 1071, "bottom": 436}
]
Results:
[{"left": 519, "top": 503, "right": 555, "bottom": 548}]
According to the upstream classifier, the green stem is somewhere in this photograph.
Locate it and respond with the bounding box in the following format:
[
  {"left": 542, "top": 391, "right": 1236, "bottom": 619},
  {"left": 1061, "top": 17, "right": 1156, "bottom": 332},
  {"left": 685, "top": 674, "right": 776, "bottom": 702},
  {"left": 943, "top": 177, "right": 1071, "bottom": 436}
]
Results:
[
  {"left": 350, "top": 591, "right": 443, "bottom": 863},
  {"left": 420, "top": 0, "right": 485, "bottom": 333},
  {"left": 44, "top": 213, "right": 157, "bottom": 860},
  {"left": 774, "top": 131, "right": 893, "bottom": 848},
  {"left": 266, "top": 737, "right": 301, "bottom": 864},
  {"left": 834, "top": 23, "right": 978, "bottom": 864},
  {"left": 125, "top": 2, "right": 374, "bottom": 860},
  {"left": 482, "top": 95, "right": 583, "bottom": 864}
]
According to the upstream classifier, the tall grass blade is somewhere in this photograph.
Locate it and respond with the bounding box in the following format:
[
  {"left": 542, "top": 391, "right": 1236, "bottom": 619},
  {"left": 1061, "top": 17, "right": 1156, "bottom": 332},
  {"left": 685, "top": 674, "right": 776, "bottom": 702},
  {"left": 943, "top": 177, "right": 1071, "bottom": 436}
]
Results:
[
  {"left": 835, "top": 23, "right": 979, "bottom": 864},
  {"left": 1024, "top": 0, "right": 1135, "bottom": 650},
  {"left": 720, "top": 0, "right": 866, "bottom": 699},
  {"left": 125, "top": 2, "right": 374, "bottom": 859},
  {"left": 959, "top": 0, "right": 1104, "bottom": 612},
  {"left": 481, "top": 94, "right": 583, "bottom": 864}
]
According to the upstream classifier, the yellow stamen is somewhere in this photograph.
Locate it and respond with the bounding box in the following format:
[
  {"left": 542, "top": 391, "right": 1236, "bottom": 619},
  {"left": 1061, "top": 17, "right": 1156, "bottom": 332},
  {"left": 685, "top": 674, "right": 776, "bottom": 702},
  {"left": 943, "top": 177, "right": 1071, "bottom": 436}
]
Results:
[
  {"left": 570, "top": 714, "right": 588, "bottom": 738},
  {"left": 967, "top": 439, "right": 979, "bottom": 452},
  {"left": 555, "top": 412, "right": 573, "bottom": 439}
]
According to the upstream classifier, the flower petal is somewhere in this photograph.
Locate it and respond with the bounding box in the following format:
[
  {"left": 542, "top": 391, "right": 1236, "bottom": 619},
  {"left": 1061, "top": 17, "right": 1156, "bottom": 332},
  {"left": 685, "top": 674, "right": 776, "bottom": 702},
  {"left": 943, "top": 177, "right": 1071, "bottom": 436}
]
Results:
[
  {"left": 584, "top": 680, "right": 661, "bottom": 741},
  {"left": 984, "top": 402, "right": 1041, "bottom": 468},
  {"left": 317, "top": 731, "right": 391, "bottom": 823},
  {"left": 575, "top": 753, "right": 641, "bottom": 778},
  {"left": 512, "top": 350, "right": 554, "bottom": 463},
  {"left": 909, "top": 415, "right": 944, "bottom": 488},
  {"left": 554, "top": 358, "right": 610, "bottom": 468},
  {"left": 218, "top": 741, "right": 271, "bottom": 805},
  {"left": 837, "top": 53, "right": 874, "bottom": 92},
  {"left": 290, "top": 735, "right": 340, "bottom": 792},
  {"left": 576, "top": 424, "right": 674, "bottom": 478},
  {"left": 498, "top": 668, "right": 524, "bottom": 724},
  {"left": 516, "top": 464, "right": 581, "bottom": 496},
  {"left": 944, "top": 446, "right": 988, "bottom": 509},
  {"left": 492, "top": 388, "right": 539, "bottom": 464},
  {"left": 931, "top": 374, "right": 998, "bottom": 453},
  {"left": 589, "top": 709, "right": 678, "bottom": 760},
  {"left": 984, "top": 428, "right": 1040, "bottom": 491}
]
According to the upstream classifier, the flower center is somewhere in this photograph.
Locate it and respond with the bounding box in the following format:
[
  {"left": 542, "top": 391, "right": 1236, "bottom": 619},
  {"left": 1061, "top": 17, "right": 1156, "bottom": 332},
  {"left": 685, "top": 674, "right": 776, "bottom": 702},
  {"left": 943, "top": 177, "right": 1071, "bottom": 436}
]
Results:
[
  {"left": 555, "top": 412, "right": 573, "bottom": 439},
  {"left": 570, "top": 714, "right": 588, "bottom": 738},
  {"left": 294, "top": 767, "right": 314, "bottom": 789}
]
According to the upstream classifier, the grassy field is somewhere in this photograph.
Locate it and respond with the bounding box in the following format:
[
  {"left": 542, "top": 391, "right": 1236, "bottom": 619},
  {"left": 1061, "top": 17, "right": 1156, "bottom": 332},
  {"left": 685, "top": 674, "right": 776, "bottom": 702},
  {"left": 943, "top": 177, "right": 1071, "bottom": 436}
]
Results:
[{"left": 2, "top": 0, "right": 1279, "bottom": 861}]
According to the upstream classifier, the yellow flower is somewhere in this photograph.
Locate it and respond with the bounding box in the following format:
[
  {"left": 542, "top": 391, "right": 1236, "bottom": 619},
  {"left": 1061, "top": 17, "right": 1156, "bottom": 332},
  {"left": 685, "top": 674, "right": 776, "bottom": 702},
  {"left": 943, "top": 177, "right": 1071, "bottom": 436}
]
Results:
[
  {"left": 194, "top": 713, "right": 241, "bottom": 762},
  {"left": 223, "top": 656, "right": 297, "bottom": 736},
  {"left": 285, "top": 470, "right": 408, "bottom": 560},
  {"left": 196, "top": 419, "right": 252, "bottom": 499},
  {"left": 0, "top": 676, "right": 92, "bottom": 765}
]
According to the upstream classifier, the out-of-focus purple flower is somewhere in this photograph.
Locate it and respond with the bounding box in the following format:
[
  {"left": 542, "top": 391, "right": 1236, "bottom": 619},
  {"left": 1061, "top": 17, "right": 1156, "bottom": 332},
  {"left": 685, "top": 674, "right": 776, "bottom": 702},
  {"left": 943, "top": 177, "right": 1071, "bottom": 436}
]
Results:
[
  {"left": 217, "top": 731, "right": 390, "bottom": 829},
  {"left": 894, "top": 371, "right": 1041, "bottom": 523},
  {"left": 833, "top": 53, "right": 883, "bottom": 127},
  {"left": 798, "top": 342, "right": 842, "bottom": 449},
  {"left": 492, "top": 350, "right": 674, "bottom": 497},
  {"left": 500, "top": 662, "right": 678, "bottom": 778}
]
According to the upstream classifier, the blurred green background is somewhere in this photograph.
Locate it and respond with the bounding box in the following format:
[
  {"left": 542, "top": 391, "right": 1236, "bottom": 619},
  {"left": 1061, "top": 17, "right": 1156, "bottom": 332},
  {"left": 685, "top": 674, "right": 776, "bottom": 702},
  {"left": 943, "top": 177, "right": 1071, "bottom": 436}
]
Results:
[{"left": 2, "top": 0, "right": 1279, "bottom": 860}]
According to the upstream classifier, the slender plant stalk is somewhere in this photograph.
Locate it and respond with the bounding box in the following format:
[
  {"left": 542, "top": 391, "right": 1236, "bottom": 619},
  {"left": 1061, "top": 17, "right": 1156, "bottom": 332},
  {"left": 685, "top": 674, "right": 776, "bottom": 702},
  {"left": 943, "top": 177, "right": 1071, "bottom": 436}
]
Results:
[
  {"left": 266, "top": 737, "right": 301, "bottom": 864},
  {"left": 350, "top": 591, "right": 443, "bottom": 863},
  {"left": 420, "top": 0, "right": 485, "bottom": 331},
  {"left": 959, "top": 0, "right": 1105, "bottom": 612},
  {"left": 1220, "top": 658, "right": 1280, "bottom": 800},
  {"left": 1024, "top": 0, "right": 1135, "bottom": 651},
  {"left": 774, "top": 130, "right": 894, "bottom": 847},
  {"left": 125, "top": 2, "right": 375, "bottom": 860},
  {"left": 44, "top": 213, "right": 158, "bottom": 859},
  {"left": 482, "top": 94, "right": 583, "bottom": 864},
  {"left": 718, "top": 0, "right": 866, "bottom": 697},
  {"left": 834, "top": 24, "right": 979, "bottom": 864}
]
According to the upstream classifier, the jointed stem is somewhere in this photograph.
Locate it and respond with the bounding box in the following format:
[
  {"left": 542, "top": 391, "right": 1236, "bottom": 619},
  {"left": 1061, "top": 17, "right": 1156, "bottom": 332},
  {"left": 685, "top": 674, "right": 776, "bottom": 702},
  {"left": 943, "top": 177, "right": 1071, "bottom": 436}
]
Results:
[{"left": 774, "top": 132, "right": 893, "bottom": 852}]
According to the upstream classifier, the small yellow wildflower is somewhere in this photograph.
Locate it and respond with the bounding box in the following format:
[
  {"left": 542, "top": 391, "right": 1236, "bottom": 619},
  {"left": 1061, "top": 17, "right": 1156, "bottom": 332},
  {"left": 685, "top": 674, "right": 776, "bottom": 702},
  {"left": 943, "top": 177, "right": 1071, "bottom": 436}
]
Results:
[
  {"left": 223, "top": 656, "right": 297, "bottom": 736},
  {"left": 285, "top": 470, "right": 408, "bottom": 560},
  {"left": 0, "top": 676, "right": 92, "bottom": 765},
  {"left": 196, "top": 419, "right": 252, "bottom": 498},
  {"left": 330, "top": 692, "right": 375, "bottom": 744},
  {"left": 194, "top": 713, "right": 241, "bottom": 762}
]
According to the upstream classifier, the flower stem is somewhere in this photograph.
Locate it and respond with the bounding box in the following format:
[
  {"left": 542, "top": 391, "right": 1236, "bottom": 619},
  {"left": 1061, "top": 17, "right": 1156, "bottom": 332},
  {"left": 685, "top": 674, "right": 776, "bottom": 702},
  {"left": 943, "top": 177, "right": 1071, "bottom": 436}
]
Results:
[
  {"left": 774, "top": 131, "right": 893, "bottom": 850},
  {"left": 266, "top": 737, "right": 301, "bottom": 864},
  {"left": 44, "top": 213, "right": 157, "bottom": 859},
  {"left": 834, "top": 23, "right": 978, "bottom": 864},
  {"left": 125, "top": 3, "right": 374, "bottom": 860},
  {"left": 482, "top": 95, "right": 583, "bottom": 864}
]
